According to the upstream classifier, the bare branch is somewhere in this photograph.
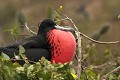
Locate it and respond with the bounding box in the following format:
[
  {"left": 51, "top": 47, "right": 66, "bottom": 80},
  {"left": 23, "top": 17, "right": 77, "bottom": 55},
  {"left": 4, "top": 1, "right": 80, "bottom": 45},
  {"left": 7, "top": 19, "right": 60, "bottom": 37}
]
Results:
[
  {"left": 102, "top": 66, "right": 120, "bottom": 80},
  {"left": 80, "top": 32, "right": 120, "bottom": 44},
  {"left": 91, "top": 61, "right": 116, "bottom": 70},
  {"left": 25, "top": 23, "right": 37, "bottom": 35},
  {"left": 63, "top": 14, "right": 82, "bottom": 78},
  {"left": 10, "top": 58, "right": 36, "bottom": 64}
]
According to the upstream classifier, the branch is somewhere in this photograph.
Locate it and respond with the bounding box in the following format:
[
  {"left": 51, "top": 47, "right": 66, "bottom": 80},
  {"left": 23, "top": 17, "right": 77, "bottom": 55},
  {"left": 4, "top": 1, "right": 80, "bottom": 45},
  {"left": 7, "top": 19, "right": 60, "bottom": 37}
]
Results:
[
  {"left": 91, "top": 61, "right": 116, "bottom": 70},
  {"left": 60, "top": 15, "right": 120, "bottom": 44},
  {"left": 80, "top": 32, "right": 120, "bottom": 44},
  {"left": 102, "top": 66, "right": 120, "bottom": 80},
  {"left": 10, "top": 58, "right": 36, "bottom": 64},
  {"left": 63, "top": 14, "right": 82, "bottom": 78},
  {"left": 25, "top": 23, "right": 37, "bottom": 35}
]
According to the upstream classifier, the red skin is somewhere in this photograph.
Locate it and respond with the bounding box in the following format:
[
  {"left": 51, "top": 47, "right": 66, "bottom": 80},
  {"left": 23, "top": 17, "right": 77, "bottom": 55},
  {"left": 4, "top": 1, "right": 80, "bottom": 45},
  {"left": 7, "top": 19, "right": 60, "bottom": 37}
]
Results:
[{"left": 47, "top": 29, "right": 76, "bottom": 64}]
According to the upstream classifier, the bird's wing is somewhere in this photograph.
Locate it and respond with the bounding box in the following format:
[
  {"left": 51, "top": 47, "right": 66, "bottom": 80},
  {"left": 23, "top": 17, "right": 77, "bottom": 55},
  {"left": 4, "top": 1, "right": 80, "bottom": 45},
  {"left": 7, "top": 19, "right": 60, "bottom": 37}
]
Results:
[{"left": 6, "top": 35, "right": 47, "bottom": 49}]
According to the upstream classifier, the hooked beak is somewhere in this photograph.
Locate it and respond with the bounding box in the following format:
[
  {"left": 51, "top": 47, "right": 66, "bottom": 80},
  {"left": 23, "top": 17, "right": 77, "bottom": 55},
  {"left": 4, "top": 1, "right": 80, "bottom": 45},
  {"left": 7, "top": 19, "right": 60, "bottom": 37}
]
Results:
[{"left": 54, "top": 25, "right": 75, "bottom": 33}]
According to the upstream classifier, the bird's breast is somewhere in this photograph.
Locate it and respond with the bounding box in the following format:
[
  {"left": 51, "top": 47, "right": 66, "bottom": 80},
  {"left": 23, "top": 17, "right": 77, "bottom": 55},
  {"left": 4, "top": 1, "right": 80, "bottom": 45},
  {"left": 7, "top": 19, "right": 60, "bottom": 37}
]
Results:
[{"left": 47, "top": 29, "right": 76, "bottom": 64}]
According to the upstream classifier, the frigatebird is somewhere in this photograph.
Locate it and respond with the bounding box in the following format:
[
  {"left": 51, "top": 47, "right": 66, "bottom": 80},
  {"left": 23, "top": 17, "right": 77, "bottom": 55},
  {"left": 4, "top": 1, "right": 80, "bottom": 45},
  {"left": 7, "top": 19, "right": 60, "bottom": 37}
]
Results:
[{"left": 0, "top": 19, "right": 76, "bottom": 65}]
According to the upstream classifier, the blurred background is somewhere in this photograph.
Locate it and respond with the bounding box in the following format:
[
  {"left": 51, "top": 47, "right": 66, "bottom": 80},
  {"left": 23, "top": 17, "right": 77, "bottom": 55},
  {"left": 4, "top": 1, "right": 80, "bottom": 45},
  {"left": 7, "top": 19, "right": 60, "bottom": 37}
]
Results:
[{"left": 0, "top": 0, "right": 120, "bottom": 66}]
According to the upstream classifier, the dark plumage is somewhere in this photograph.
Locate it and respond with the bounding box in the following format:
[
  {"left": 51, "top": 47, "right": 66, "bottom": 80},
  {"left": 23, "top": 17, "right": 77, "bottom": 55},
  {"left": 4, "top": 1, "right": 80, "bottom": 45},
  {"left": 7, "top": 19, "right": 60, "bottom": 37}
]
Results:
[{"left": 0, "top": 19, "right": 76, "bottom": 65}]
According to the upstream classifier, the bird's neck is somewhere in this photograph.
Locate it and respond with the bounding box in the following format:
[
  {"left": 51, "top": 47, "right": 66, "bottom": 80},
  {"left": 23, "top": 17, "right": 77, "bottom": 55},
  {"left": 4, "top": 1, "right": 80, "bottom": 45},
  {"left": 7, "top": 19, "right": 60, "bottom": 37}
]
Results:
[{"left": 37, "top": 27, "right": 54, "bottom": 35}]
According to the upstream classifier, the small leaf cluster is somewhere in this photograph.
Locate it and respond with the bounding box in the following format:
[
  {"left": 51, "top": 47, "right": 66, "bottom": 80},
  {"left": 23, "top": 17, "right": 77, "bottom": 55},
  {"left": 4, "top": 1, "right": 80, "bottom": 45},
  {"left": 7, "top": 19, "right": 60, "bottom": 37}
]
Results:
[
  {"left": 47, "top": 6, "right": 63, "bottom": 25},
  {"left": 5, "top": 26, "right": 20, "bottom": 40}
]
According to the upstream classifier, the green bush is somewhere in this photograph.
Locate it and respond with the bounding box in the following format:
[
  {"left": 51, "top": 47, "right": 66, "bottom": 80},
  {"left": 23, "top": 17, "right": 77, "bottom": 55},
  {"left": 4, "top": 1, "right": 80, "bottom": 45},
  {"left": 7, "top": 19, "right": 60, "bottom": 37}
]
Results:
[{"left": 0, "top": 53, "right": 77, "bottom": 80}]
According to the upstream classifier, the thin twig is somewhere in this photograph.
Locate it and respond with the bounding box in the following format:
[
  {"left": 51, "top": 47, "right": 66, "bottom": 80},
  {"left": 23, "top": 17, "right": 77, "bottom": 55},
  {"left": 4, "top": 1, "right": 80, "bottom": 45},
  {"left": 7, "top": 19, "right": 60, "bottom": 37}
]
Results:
[
  {"left": 55, "top": 18, "right": 69, "bottom": 22},
  {"left": 25, "top": 23, "right": 37, "bottom": 35},
  {"left": 64, "top": 14, "right": 79, "bottom": 31},
  {"left": 102, "top": 66, "right": 120, "bottom": 80},
  {"left": 75, "top": 53, "right": 78, "bottom": 61},
  {"left": 10, "top": 58, "right": 36, "bottom": 64},
  {"left": 92, "top": 57, "right": 120, "bottom": 70},
  {"left": 91, "top": 61, "right": 116, "bottom": 70},
  {"left": 80, "top": 32, "right": 120, "bottom": 44}
]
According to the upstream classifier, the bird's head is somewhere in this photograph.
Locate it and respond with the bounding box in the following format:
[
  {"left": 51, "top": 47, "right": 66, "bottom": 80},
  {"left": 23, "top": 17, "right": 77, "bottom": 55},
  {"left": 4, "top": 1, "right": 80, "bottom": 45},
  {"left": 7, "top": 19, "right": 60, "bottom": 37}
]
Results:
[
  {"left": 37, "top": 19, "right": 56, "bottom": 34},
  {"left": 37, "top": 19, "right": 75, "bottom": 34}
]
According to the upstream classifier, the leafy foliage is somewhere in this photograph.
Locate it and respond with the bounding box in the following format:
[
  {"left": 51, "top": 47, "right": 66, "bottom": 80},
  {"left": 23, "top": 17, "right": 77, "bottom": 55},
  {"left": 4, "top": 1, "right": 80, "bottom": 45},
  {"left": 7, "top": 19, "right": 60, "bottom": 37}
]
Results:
[
  {"left": 5, "top": 26, "right": 20, "bottom": 40},
  {"left": 0, "top": 46, "right": 77, "bottom": 80},
  {"left": 0, "top": 55, "right": 77, "bottom": 80}
]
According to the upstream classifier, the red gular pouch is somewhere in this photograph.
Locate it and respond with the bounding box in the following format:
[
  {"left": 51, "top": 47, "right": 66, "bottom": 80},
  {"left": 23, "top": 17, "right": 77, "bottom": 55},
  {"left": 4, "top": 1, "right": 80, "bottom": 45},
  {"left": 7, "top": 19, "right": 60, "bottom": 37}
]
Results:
[{"left": 47, "top": 29, "right": 76, "bottom": 64}]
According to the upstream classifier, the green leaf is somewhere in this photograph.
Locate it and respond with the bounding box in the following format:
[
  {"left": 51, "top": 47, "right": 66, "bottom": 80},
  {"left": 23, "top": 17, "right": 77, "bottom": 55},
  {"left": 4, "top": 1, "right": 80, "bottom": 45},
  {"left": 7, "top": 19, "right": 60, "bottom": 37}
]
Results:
[
  {"left": 19, "top": 45, "right": 25, "bottom": 54},
  {"left": 3, "top": 66, "right": 11, "bottom": 75},
  {"left": 16, "top": 67, "right": 24, "bottom": 73},
  {"left": 58, "top": 63, "right": 70, "bottom": 71},
  {"left": 18, "top": 45, "right": 29, "bottom": 64},
  {"left": 86, "top": 68, "right": 97, "bottom": 80},
  {"left": 71, "top": 73, "right": 77, "bottom": 79},
  {"left": 43, "top": 72, "right": 52, "bottom": 80},
  {"left": 4, "top": 26, "right": 20, "bottom": 40},
  {"left": 67, "top": 72, "right": 76, "bottom": 80},
  {"left": 1, "top": 52, "right": 10, "bottom": 60}
]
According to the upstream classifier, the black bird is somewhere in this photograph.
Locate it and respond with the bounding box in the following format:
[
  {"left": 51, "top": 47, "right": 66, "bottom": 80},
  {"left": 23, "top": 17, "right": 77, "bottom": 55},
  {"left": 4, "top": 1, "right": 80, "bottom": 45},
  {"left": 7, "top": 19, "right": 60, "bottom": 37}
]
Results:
[{"left": 0, "top": 19, "right": 76, "bottom": 65}]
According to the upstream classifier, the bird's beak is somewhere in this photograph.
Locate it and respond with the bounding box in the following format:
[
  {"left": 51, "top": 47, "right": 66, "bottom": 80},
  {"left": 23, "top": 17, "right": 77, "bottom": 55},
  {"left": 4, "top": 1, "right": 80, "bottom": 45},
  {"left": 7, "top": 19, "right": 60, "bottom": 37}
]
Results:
[{"left": 54, "top": 25, "right": 75, "bottom": 33}]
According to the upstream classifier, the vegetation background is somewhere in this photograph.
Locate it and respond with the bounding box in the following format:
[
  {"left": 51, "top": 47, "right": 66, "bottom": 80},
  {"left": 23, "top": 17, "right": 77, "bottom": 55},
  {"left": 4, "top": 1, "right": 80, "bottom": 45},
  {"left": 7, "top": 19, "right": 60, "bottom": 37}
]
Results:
[{"left": 0, "top": 0, "right": 120, "bottom": 80}]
